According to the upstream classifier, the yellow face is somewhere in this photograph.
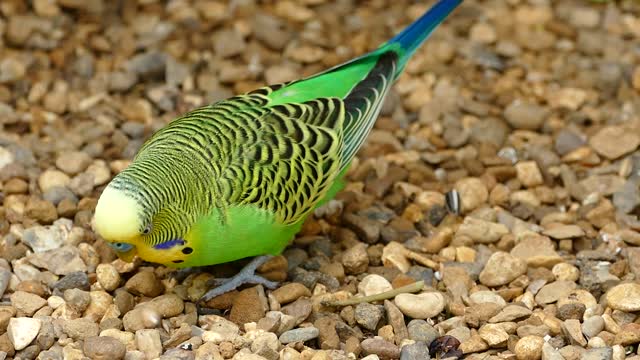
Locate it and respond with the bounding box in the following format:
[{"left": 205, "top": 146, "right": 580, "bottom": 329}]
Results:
[
  {"left": 94, "top": 185, "right": 197, "bottom": 266},
  {"left": 94, "top": 185, "right": 147, "bottom": 261}
]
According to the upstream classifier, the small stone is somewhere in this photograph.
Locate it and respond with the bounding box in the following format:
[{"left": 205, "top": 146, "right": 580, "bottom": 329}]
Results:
[
  {"left": 63, "top": 318, "right": 100, "bottom": 340},
  {"left": 394, "top": 292, "right": 445, "bottom": 319},
  {"left": 614, "top": 323, "right": 640, "bottom": 345},
  {"left": 83, "top": 336, "right": 126, "bottom": 360},
  {"left": 563, "top": 319, "right": 587, "bottom": 346},
  {"left": 511, "top": 235, "right": 562, "bottom": 268},
  {"left": 605, "top": 283, "right": 640, "bottom": 312},
  {"left": 279, "top": 327, "right": 319, "bottom": 344},
  {"left": 454, "top": 178, "right": 488, "bottom": 213},
  {"left": 230, "top": 286, "right": 268, "bottom": 325},
  {"left": 56, "top": 151, "right": 92, "bottom": 175},
  {"left": 543, "top": 224, "right": 585, "bottom": 239},
  {"left": 124, "top": 271, "right": 164, "bottom": 297},
  {"left": 514, "top": 335, "right": 544, "bottom": 360},
  {"left": 557, "top": 303, "right": 586, "bottom": 321},
  {"left": 96, "top": 263, "right": 121, "bottom": 291},
  {"left": 361, "top": 338, "right": 400, "bottom": 360},
  {"left": 582, "top": 348, "right": 613, "bottom": 360},
  {"left": 21, "top": 219, "right": 73, "bottom": 253},
  {"left": 407, "top": 320, "right": 439, "bottom": 343},
  {"left": 552, "top": 263, "right": 580, "bottom": 282},
  {"left": 358, "top": 274, "right": 393, "bottom": 297},
  {"left": 135, "top": 329, "right": 162, "bottom": 360},
  {"left": 516, "top": 161, "right": 544, "bottom": 188},
  {"left": 343, "top": 213, "right": 381, "bottom": 244},
  {"left": 504, "top": 100, "right": 547, "bottom": 130},
  {"left": 64, "top": 288, "right": 91, "bottom": 313},
  {"left": 342, "top": 243, "right": 369, "bottom": 274},
  {"left": 582, "top": 316, "right": 605, "bottom": 339},
  {"left": 53, "top": 271, "right": 90, "bottom": 291},
  {"left": 27, "top": 245, "right": 87, "bottom": 275},
  {"left": 355, "top": 303, "right": 384, "bottom": 331},
  {"left": 0, "top": 58, "right": 26, "bottom": 83},
  {"left": 24, "top": 197, "right": 58, "bottom": 224},
  {"left": 122, "top": 306, "right": 161, "bottom": 332},
  {"left": 213, "top": 29, "right": 246, "bottom": 58},
  {"left": 479, "top": 252, "right": 527, "bottom": 287},
  {"left": 7, "top": 317, "right": 41, "bottom": 351},
  {"left": 590, "top": 126, "right": 640, "bottom": 160},
  {"left": 456, "top": 217, "right": 509, "bottom": 244},
  {"left": 535, "top": 281, "right": 577, "bottom": 305},
  {"left": 384, "top": 300, "right": 408, "bottom": 344},
  {"left": 489, "top": 305, "right": 532, "bottom": 323},
  {"left": 200, "top": 315, "right": 240, "bottom": 344},
  {"left": 315, "top": 317, "right": 340, "bottom": 350},
  {"left": 148, "top": 294, "right": 184, "bottom": 318},
  {"left": 10, "top": 291, "right": 47, "bottom": 316},
  {"left": 248, "top": 333, "right": 278, "bottom": 360},
  {"left": 271, "top": 283, "right": 311, "bottom": 305},
  {"left": 469, "top": 291, "right": 507, "bottom": 308},
  {"left": 478, "top": 324, "right": 509, "bottom": 347}
]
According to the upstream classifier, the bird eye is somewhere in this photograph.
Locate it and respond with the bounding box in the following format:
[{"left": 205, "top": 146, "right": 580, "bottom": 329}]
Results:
[
  {"left": 142, "top": 224, "right": 152, "bottom": 235},
  {"left": 109, "top": 242, "right": 134, "bottom": 252}
]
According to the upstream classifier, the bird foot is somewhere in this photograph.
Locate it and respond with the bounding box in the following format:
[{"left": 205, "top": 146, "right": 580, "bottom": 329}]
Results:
[{"left": 198, "top": 255, "right": 279, "bottom": 304}]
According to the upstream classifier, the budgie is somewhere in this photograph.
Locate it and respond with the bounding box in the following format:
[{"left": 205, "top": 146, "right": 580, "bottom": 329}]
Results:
[{"left": 94, "top": 0, "right": 462, "bottom": 301}]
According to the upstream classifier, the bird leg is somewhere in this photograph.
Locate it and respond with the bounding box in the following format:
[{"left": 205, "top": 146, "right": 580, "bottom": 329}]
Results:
[{"left": 199, "top": 255, "right": 279, "bottom": 304}]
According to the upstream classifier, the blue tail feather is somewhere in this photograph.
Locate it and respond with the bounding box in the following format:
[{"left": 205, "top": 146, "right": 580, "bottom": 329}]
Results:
[{"left": 385, "top": 0, "right": 463, "bottom": 68}]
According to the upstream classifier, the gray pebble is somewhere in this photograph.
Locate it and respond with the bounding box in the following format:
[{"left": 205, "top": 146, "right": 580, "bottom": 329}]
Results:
[
  {"left": 279, "top": 327, "right": 319, "bottom": 344},
  {"left": 53, "top": 271, "right": 90, "bottom": 292},
  {"left": 355, "top": 303, "right": 384, "bottom": 331},
  {"left": 400, "top": 341, "right": 430, "bottom": 360},
  {"left": 408, "top": 320, "right": 439, "bottom": 345}
]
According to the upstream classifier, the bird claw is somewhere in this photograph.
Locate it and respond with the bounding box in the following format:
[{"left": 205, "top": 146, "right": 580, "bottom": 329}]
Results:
[{"left": 198, "top": 255, "right": 279, "bottom": 305}]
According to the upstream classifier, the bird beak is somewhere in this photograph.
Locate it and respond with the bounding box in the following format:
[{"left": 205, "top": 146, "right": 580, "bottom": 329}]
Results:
[{"left": 118, "top": 248, "right": 138, "bottom": 262}]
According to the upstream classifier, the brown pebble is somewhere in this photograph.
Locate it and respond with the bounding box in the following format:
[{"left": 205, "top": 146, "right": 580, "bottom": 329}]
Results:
[
  {"left": 271, "top": 283, "right": 311, "bottom": 305},
  {"left": 229, "top": 286, "right": 268, "bottom": 325},
  {"left": 124, "top": 271, "right": 164, "bottom": 297}
]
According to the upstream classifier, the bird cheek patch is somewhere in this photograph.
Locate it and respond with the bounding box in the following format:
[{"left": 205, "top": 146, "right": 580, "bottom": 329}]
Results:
[{"left": 153, "top": 238, "right": 186, "bottom": 250}]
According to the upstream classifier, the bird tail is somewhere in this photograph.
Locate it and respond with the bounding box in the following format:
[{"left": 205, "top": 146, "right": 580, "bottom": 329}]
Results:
[{"left": 383, "top": 0, "right": 463, "bottom": 72}]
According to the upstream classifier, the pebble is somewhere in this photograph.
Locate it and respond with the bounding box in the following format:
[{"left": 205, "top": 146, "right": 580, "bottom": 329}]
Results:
[
  {"left": 552, "top": 263, "right": 580, "bottom": 282},
  {"left": 614, "top": 323, "right": 640, "bottom": 345},
  {"left": 504, "top": 100, "right": 548, "bottom": 130},
  {"left": 478, "top": 324, "right": 509, "bottom": 347},
  {"left": 605, "top": 283, "right": 640, "bottom": 312},
  {"left": 200, "top": 315, "right": 240, "bottom": 343},
  {"left": 589, "top": 126, "right": 640, "bottom": 160},
  {"left": 96, "top": 263, "right": 121, "bottom": 291},
  {"left": 10, "top": 291, "right": 47, "bottom": 316},
  {"left": 27, "top": 245, "right": 87, "bottom": 275},
  {"left": 479, "top": 252, "right": 527, "bottom": 287},
  {"left": 399, "top": 341, "right": 429, "bottom": 360},
  {"left": 384, "top": 300, "right": 408, "bottom": 344},
  {"left": 355, "top": 303, "right": 384, "bottom": 331},
  {"left": 510, "top": 235, "right": 563, "bottom": 268},
  {"left": 21, "top": 219, "right": 71, "bottom": 253},
  {"left": 469, "top": 291, "right": 507, "bottom": 308},
  {"left": 124, "top": 271, "right": 164, "bottom": 297},
  {"left": 582, "top": 348, "right": 613, "bottom": 360},
  {"left": 271, "top": 283, "right": 311, "bottom": 305},
  {"left": 251, "top": 332, "right": 279, "bottom": 359},
  {"left": 358, "top": 274, "right": 393, "bottom": 296},
  {"left": 123, "top": 306, "right": 161, "bottom": 332},
  {"left": 489, "top": 305, "right": 532, "bottom": 323},
  {"left": 55, "top": 151, "right": 92, "bottom": 175},
  {"left": 457, "top": 217, "right": 509, "bottom": 244},
  {"left": 535, "top": 281, "right": 577, "bottom": 305},
  {"left": 407, "top": 320, "right": 439, "bottom": 343},
  {"left": 63, "top": 288, "right": 91, "bottom": 313},
  {"left": 543, "top": 224, "right": 585, "bottom": 239},
  {"left": 454, "top": 178, "right": 488, "bottom": 213},
  {"left": 279, "top": 327, "right": 320, "bottom": 344},
  {"left": 83, "top": 336, "right": 126, "bottom": 360},
  {"left": 7, "top": 317, "right": 41, "bottom": 351},
  {"left": 135, "top": 329, "right": 163, "bottom": 360},
  {"left": 582, "top": 316, "right": 605, "bottom": 339},
  {"left": 148, "top": 293, "right": 184, "bottom": 318},
  {"left": 230, "top": 286, "right": 268, "bottom": 325},
  {"left": 38, "top": 170, "right": 71, "bottom": 193},
  {"left": 361, "top": 338, "right": 400, "bottom": 360},
  {"left": 516, "top": 161, "right": 544, "bottom": 188},
  {"left": 343, "top": 213, "right": 381, "bottom": 244},
  {"left": 395, "top": 292, "right": 445, "bottom": 319},
  {"left": 342, "top": 243, "right": 369, "bottom": 274},
  {"left": 514, "top": 335, "right": 544, "bottom": 360},
  {"left": 63, "top": 317, "right": 100, "bottom": 340}
]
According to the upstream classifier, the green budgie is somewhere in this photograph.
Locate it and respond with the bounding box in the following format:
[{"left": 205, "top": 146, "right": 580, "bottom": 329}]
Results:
[{"left": 94, "top": 0, "right": 462, "bottom": 300}]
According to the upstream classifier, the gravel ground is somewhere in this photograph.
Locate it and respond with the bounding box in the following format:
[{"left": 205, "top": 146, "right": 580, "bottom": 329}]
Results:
[{"left": 1, "top": 0, "right": 640, "bottom": 359}]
